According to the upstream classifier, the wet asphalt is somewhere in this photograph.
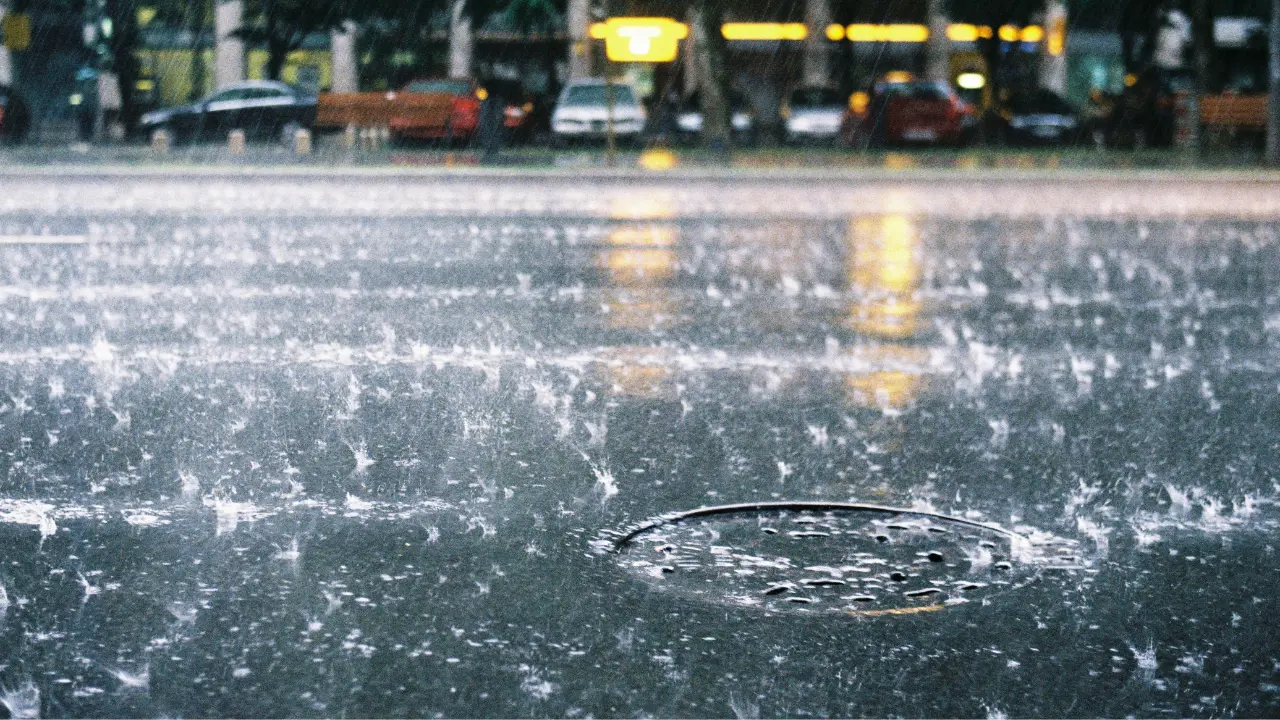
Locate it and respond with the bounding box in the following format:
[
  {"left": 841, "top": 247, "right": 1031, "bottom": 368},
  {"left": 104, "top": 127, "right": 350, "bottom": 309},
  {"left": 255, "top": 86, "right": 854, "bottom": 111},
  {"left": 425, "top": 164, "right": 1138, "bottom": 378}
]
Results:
[{"left": 0, "top": 170, "right": 1279, "bottom": 717}]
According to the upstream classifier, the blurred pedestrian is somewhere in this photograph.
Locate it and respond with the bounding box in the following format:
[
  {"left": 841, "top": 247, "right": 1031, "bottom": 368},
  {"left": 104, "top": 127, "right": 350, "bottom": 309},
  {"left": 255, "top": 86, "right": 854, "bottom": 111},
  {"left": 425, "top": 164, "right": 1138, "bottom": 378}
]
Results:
[{"left": 477, "top": 76, "right": 506, "bottom": 164}]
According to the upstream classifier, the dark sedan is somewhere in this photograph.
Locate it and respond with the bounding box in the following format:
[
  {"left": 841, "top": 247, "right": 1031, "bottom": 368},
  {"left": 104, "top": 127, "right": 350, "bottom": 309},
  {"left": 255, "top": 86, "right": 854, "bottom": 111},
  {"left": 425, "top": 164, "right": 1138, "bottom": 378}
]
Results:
[
  {"left": 996, "top": 89, "right": 1083, "bottom": 146},
  {"left": 137, "top": 80, "right": 316, "bottom": 145},
  {"left": 0, "top": 84, "right": 30, "bottom": 143}
]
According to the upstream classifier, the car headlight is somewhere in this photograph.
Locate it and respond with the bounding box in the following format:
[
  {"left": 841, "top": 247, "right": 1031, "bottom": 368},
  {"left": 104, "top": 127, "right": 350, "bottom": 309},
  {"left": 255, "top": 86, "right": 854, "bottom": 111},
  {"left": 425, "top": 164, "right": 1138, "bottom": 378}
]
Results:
[{"left": 1009, "top": 116, "right": 1030, "bottom": 129}]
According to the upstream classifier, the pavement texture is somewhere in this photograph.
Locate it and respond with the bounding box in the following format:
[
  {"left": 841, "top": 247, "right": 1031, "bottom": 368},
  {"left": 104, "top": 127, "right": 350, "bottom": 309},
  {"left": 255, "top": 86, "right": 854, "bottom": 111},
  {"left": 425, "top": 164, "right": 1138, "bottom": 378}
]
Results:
[{"left": 0, "top": 170, "right": 1278, "bottom": 717}]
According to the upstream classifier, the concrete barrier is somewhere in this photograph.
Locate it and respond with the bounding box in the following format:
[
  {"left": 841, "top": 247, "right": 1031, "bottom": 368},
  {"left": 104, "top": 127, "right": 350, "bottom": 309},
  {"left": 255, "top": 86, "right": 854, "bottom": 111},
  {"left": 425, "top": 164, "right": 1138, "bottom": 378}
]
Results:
[
  {"left": 150, "top": 128, "right": 170, "bottom": 154},
  {"left": 228, "top": 129, "right": 246, "bottom": 154},
  {"left": 294, "top": 128, "right": 312, "bottom": 155},
  {"left": 344, "top": 124, "right": 358, "bottom": 149}
]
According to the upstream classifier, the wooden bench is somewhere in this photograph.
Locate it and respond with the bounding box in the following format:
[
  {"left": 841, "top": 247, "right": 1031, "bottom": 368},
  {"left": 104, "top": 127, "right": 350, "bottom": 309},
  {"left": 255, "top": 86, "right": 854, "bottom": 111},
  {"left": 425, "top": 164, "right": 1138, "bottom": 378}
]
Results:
[{"left": 1200, "top": 95, "right": 1267, "bottom": 130}]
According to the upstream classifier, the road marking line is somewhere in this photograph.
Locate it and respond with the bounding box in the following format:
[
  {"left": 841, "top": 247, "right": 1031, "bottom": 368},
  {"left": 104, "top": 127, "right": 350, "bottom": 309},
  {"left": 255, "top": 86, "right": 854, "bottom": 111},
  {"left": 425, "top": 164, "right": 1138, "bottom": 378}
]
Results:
[{"left": 0, "top": 235, "right": 90, "bottom": 245}]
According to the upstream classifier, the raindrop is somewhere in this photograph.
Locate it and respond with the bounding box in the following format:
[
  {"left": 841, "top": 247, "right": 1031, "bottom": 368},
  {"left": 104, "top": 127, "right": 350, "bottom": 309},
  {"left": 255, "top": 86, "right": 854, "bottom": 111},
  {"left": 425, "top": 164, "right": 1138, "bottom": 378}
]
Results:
[
  {"left": 905, "top": 588, "right": 942, "bottom": 598},
  {"left": 927, "top": 552, "right": 945, "bottom": 563},
  {"left": 890, "top": 572, "right": 908, "bottom": 582},
  {"left": 802, "top": 578, "right": 846, "bottom": 588}
]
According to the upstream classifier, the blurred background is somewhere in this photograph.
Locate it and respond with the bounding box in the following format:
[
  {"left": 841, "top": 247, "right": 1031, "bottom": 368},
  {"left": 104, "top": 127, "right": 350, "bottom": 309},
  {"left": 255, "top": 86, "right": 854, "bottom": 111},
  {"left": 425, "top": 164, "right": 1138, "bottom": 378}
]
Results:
[{"left": 0, "top": 0, "right": 1275, "bottom": 159}]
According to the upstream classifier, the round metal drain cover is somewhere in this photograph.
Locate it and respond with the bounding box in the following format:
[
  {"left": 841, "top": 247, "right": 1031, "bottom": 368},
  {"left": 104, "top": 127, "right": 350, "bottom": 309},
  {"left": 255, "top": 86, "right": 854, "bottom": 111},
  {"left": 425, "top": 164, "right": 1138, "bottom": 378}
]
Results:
[{"left": 604, "top": 502, "right": 1075, "bottom": 615}]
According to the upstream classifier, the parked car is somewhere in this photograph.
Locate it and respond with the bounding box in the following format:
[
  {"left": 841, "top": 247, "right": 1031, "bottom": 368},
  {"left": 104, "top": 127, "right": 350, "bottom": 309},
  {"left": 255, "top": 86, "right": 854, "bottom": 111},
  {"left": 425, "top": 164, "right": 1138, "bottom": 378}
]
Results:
[
  {"left": 387, "top": 78, "right": 484, "bottom": 144},
  {"left": 138, "top": 80, "right": 316, "bottom": 144},
  {"left": 782, "top": 87, "right": 845, "bottom": 144},
  {"left": 0, "top": 85, "right": 30, "bottom": 144},
  {"left": 551, "top": 79, "right": 647, "bottom": 146},
  {"left": 674, "top": 90, "right": 756, "bottom": 146},
  {"left": 995, "top": 89, "right": 1083, "bottom": 146},
  {"left": 844, "top": 81, "right": 978, "bottom": 147}
]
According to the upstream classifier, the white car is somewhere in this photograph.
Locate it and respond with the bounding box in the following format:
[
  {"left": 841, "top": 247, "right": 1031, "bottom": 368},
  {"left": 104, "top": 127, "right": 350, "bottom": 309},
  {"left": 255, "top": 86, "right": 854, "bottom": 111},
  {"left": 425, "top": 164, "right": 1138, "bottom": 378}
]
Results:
[
  {"left": 783, "top": 86, "right": 845, "bottom": 144},
  {"left": 551, "top": 79, "right": 647, "bottom": 145}
]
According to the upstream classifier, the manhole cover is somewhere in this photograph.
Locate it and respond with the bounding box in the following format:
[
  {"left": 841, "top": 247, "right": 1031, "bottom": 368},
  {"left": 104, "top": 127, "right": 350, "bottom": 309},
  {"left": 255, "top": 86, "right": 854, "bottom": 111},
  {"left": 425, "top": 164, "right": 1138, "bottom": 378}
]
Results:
[{"left": 601, "top": 502, "right": 1078, "bottom": 615}]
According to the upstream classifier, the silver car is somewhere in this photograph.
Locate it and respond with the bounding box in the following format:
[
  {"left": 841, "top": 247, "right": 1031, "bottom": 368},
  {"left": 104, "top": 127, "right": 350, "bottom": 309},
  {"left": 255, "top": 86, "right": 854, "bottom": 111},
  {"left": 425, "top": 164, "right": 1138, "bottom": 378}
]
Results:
[{"left": 551, "top": 79, "right": 647, "bottom": 146}]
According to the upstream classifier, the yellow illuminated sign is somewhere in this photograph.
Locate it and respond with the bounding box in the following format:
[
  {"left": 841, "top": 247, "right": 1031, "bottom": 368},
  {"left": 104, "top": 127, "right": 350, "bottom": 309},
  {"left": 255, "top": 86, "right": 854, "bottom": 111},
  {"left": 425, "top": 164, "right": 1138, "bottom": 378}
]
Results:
[
  {"left": 956, "top": 72, "right": 986, "bottom": 90},
  {"left": 998, "top": 25, "right": 1019, "bottom": 42},
  {"left": 946, "top": 24, "right": 981, "bottom": 42},
  {"left": 721, "top": 22, "right": 807, "bottom": 41},
  {"left": 846, "top": 24, "right": 929, "bottom": 43},
  {"left": 1019, "top": 25, "right": 1044, "bottom": 43},
  {"left": 2, "top": 13, "right": 31, "bottom": 51},
  {"left": 825, "top": 24, "right": 845, "bottom": 41},
  {"left": 590, "top": 17, "right": 688, "bottom": 63}
]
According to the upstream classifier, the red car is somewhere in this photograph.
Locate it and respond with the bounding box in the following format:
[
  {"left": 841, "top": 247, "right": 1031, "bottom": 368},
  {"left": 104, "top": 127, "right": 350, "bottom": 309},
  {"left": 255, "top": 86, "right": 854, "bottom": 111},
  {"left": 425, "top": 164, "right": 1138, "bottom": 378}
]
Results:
[
  {"left": 843, "top": 81, "right": 978, "bottom": 148},
  {"left": 387, "top": 78, "right": 484, "bottom": 143},
  {"left": 387, "top": 78, "right": 535, "bottom": 145}
]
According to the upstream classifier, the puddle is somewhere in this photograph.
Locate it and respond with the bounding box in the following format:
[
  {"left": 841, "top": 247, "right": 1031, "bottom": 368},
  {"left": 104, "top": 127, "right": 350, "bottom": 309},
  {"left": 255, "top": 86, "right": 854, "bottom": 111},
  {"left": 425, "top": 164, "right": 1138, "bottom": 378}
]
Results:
[{"left": 602, "top": 502, "right": 1080, "bottom": 615}]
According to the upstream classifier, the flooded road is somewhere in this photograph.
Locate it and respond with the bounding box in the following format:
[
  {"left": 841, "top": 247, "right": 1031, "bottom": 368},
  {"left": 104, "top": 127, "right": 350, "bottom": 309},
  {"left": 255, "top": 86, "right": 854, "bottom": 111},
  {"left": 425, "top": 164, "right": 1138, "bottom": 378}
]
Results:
[{"left": 1, "top": 171, "right": 1279, "bottom": 717}]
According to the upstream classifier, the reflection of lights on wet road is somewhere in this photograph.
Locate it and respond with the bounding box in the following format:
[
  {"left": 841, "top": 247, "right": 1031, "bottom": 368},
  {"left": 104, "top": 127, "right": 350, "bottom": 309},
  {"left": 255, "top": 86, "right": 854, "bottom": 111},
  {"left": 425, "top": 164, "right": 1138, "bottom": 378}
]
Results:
[
  {"left": 844, "top": 215, "right": 928, "bottom": 414},
  {"left": 597, "top": 223, "right": 679, "bottom": 331},
  {"left": 608, "top": 192, "right": 676, "bottom": 220},
  {"left": 846, "top": 214, "right": 921, "bottom": 340},
  {"left": 591, "top": 346, "right": 676, "bottom": 399},
  {"left": 843, "top": 345, "right": 931, "bottom": 411}
]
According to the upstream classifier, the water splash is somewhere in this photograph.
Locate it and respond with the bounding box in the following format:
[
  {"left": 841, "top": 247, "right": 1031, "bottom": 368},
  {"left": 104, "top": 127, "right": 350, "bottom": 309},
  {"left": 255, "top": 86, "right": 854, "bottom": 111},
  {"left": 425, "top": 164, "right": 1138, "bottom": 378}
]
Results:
[
  {"left": 109, "top": 664, "right": 150, "bottom": 691},
  {"left": 0, "top": 680, "right": 40, "bottom": 718}
]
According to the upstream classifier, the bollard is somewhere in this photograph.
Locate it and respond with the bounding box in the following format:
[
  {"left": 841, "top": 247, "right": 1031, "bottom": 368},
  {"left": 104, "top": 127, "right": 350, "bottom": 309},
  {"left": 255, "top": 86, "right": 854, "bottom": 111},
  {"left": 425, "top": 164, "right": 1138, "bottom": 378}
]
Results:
[
  {"left": 228, "top": 129, "right": 246, "bottom": 155},
  {"left": 294, "top": 127, "right": 312, "bottom": 155},
  {"left": 377, "top": 125, "right": 390, "bottom": 146},
  {"left": 344, "top": 124, "right": 357, "bottom": 149},
  {"left": 150, "top": 128, "right": 170, "bottom": 154}
]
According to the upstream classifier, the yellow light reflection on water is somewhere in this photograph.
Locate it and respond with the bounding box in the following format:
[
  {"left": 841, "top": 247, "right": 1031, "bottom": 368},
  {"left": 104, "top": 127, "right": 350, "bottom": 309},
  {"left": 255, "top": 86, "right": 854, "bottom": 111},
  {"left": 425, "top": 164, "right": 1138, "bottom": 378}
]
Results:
[
  {"left": 843, "top": 214, "right": 927, "bottom": 411},
  {"left": 598, "top": 222, "right": 679, "bottom": 332}
]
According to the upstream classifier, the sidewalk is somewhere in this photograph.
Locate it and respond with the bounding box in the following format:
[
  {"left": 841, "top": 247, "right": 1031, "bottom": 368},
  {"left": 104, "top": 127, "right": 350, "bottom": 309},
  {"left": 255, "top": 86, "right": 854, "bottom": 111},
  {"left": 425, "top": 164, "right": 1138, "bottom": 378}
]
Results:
[{"left": 0, "top": 139, "right": 1276, "bottom": 182}]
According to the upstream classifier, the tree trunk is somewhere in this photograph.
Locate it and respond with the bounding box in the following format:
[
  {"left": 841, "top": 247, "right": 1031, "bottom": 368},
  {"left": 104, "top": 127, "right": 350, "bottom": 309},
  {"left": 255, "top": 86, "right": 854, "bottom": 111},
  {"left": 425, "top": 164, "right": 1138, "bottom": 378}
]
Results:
[
  {"left": 690, "top": 0, "right": 730, "bottom": 150},
  {"left": 1187, "top": 0, "right": 1212, "bottom": 152},
  {"left": 105, "top": 0, "right": 139, "bottom": 128},
  {"left": 189, "top": 0, "right": 210, "bottom": 101},
  {"left": 924, "top": 0, "right": 949, "bottom": 83},
  {"left": 1266, "top": 0, "right": 1279, "bottom": 165},
  {"left": 265, "top": 15, "right": 287, "bottom": 81},
  {"left": 543, "top": 36, "right": 560, "bottom": 100}
]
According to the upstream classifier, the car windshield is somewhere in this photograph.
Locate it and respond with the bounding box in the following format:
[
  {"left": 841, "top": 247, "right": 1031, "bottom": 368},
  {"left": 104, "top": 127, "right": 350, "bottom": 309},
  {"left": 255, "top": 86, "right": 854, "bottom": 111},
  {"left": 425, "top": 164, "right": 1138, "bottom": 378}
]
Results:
[
  {"left": 789, "top": 88, "right": 843, "bottom": 107},
  {"left": 403, "top": 79, "right": 473, "bottom": 95},
  {"left": 1009, "top": 91, "right": 1076, "bottom": 115},
  {"left": 561, "top": 84, "right": 637, "bottom": 107},
  {"left": 682, "top": 91, "right": 748, "bottom": 112}
]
